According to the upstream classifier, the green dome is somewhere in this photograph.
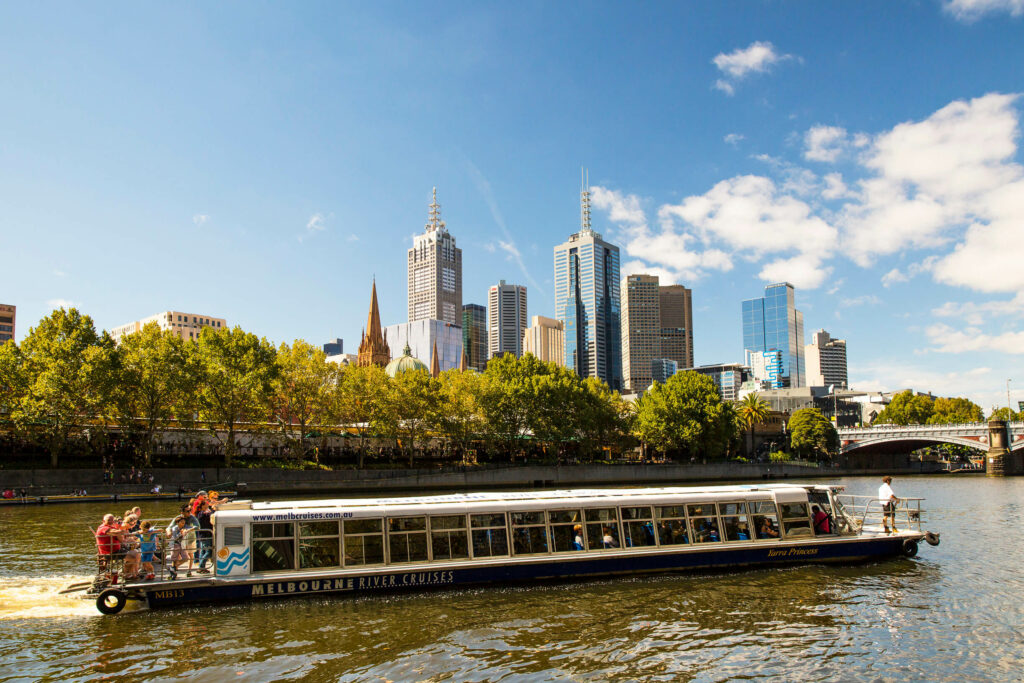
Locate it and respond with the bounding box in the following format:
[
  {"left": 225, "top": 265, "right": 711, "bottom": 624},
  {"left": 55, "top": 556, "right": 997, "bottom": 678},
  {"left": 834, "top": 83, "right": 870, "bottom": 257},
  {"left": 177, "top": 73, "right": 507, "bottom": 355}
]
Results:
[{"left": 385, "top": 342, "right": 428, "bottom": 377}]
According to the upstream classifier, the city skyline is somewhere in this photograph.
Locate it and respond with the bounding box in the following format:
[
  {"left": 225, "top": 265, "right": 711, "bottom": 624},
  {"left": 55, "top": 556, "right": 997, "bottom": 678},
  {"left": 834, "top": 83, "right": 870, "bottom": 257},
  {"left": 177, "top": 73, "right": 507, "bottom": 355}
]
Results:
[{"left": 1, "top": 3, "right": 1022, "bottom": 410}]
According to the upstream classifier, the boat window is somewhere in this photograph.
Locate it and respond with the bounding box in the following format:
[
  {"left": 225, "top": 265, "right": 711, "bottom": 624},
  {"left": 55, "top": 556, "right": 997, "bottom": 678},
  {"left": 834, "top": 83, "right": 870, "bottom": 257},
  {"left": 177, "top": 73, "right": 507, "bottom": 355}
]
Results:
[
  {"left": 388, "top": 516, "right": 429, "bottom": 563},
  {"left": 430, "top": 515, "right": 468, "bottom": 561},
  {"left": 688, "top": 505, "right": 721, "bottom": 544},
  {"left": 511, "top": 510, "right": 549, "bottom": 555},
  {"left": 655, "top": 506, "right": 689, "bottom": 545},
  {"left": 549, "top": 509, "right": 584, "bottom": 552},
  {"left": 720, "top": 502, "right": 752, "bottom": 542},
  {"left": 621, "top": 506, "right": 656, "bottom": 548},
  {"left": 343, "top": 518, "right": 384, "bottom": 566},
  {"left": 251, "top": 522, "right": 296, "bottom": 572},
  {"left": 223, "top": 526, "right": 243, "bottom": 546},
  {"left": 299, "top": 521, "right": 341, "bottom": 569},
  {"left": 584, "top": 508, "right": 620, "bottom": 550},
  {"left": 470, "top": 512, "right": 508, "bottom": 558},
  {"left": 779, "top": 503, "right": 812, "bottom": 537},
  {"left": 750, "top": 501, "right": 781, "bottom": 540}
]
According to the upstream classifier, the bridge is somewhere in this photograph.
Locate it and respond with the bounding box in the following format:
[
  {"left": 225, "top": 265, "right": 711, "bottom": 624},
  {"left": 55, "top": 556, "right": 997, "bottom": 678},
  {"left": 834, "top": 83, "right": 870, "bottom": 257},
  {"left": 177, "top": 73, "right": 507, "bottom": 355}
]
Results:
[
  {"left": 837, "top": 421, "right": 1024, "bottom": 475},
  {"left": 838, "top": 422, "right": 1024, "bottom": 455}
]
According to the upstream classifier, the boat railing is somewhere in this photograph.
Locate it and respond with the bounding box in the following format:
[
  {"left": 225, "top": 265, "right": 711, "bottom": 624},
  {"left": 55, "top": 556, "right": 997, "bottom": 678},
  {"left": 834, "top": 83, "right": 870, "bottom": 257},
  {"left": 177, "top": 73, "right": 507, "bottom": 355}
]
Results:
[
  {"left": 836, "top": 494, "right": 925, "bottom": 532},
  {"left": 92, "top": 522, "right": 215, "bottom": 590}
]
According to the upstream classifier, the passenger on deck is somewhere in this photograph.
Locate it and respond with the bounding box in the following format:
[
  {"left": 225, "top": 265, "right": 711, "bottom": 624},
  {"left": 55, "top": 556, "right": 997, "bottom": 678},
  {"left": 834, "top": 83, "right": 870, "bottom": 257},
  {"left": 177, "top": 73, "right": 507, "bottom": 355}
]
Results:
[
  {"left": 95, "top": 514, "right": 124, "bottom": 581},
  {"left": 120, "top": 514, "right": 142, "bottom": 579},
  {"left": 196, "top": 499, "right": 214, "bottom": 573},
  {"left": 758, "top": 517, "right": 779, "bottom": 538},
  {"left": 136, "top": 521, "right": 160, "bottom": 580},
  {"left": 812, "top": 506, "right": 832, "bottom": 535},
  {"left": 166, "top": 516, "right": 193, "bottom": 580}
]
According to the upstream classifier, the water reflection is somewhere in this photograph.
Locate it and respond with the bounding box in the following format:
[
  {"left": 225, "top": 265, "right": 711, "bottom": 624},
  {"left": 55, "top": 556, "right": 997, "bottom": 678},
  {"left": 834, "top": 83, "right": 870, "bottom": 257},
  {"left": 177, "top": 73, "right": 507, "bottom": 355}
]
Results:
[{"left": 1, "top": 477, "right": 1022, "bottom": 682}]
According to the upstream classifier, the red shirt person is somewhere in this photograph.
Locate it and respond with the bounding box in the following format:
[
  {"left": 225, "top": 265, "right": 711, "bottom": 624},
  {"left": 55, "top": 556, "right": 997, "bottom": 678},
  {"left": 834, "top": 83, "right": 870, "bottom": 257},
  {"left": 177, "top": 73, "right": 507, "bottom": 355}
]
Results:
[{"left": 95, "top": 514, "right": 123, "bottom": 556}]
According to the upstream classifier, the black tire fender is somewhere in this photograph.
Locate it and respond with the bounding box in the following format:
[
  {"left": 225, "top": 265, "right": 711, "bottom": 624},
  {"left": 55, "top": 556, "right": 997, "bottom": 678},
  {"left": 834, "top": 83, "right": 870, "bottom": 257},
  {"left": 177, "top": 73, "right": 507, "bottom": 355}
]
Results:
[
  {"left": 902, "top": 539, "right": 919, "bottom": 558},
  {"left": 96, "top": 588, "right": 127, "bottom": 615},
  {"left": 925, "top": 531, "right": 940, "bottom": 546}
]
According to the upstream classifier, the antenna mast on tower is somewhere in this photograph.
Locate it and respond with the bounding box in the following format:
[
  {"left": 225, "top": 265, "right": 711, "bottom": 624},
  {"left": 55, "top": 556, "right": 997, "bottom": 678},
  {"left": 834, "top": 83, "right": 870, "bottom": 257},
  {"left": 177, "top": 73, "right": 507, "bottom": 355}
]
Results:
[
  {"left": 427, "top": 187, "right": 446, "bottom": 233},
  {"left": 580, "top": 168, "right": 592, "bottom": 233}
]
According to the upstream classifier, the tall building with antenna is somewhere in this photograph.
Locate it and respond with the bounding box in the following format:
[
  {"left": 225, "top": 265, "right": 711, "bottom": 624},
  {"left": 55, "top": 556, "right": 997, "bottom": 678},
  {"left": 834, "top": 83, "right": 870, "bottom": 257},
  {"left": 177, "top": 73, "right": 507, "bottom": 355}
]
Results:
[
  {"left": 553, "top": 170, "right": 623, "bottom": 391},
  {"left": 408, "top": 188, "right": 462, "bottom": 325}
]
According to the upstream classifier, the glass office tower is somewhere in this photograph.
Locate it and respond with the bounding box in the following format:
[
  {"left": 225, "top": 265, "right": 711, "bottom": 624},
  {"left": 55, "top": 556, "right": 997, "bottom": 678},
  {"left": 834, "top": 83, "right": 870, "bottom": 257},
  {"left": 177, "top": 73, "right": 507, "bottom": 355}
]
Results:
[
  {"left": 741, "top": 282, "right": 805, "bottom": 388},
  {"left": 554, "top": 178, "right": 622, "bottom": 390}
]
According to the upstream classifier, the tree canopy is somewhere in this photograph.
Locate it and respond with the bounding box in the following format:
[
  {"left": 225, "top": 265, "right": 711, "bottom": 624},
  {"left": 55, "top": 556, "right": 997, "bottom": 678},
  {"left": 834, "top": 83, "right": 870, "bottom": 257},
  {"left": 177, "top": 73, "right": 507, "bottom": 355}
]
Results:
[{"left": 787, "top": 407, "right": 838, "bottom": 461}]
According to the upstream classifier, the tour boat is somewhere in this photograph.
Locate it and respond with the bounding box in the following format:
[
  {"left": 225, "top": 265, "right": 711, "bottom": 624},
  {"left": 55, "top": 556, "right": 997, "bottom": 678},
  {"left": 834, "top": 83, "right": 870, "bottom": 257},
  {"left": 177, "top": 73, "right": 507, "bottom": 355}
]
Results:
[{"left": 70, "top": 484, "right": 940, "bottom": 614}]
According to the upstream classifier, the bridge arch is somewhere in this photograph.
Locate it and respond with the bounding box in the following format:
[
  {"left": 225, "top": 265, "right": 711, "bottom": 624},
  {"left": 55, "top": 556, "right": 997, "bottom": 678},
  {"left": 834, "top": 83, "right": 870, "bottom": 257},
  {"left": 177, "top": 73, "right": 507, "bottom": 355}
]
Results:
[{"left": 841, "top": 436, "right": 989, "bottom": 456}]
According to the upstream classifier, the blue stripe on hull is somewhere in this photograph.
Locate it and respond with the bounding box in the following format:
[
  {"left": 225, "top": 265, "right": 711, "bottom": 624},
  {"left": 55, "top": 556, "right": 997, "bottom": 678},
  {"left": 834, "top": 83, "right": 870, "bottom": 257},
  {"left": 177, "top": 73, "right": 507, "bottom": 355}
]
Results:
[{"left": 144, "top": 537, "right": 907, "bottom": 609}]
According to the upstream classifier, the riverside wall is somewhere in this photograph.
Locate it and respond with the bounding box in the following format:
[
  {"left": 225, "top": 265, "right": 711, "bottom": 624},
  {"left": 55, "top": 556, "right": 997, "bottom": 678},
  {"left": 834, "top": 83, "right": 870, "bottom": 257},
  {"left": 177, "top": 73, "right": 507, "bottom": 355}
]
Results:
[{"left": 1, "top": 457, "right": 947, "bottom": 498}]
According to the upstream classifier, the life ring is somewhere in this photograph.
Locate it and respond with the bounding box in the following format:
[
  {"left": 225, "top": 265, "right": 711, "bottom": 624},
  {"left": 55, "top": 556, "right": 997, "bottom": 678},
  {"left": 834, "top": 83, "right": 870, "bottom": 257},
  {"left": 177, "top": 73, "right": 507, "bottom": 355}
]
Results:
[
  {"left": 902, "top": 539, "right": 919, "bottom": 558},
  {"left": 96, "top": 588, "right": 127, "bottom": 615},
  {"left": 925, "top": 531, "right": 940, "bottom": 546}
]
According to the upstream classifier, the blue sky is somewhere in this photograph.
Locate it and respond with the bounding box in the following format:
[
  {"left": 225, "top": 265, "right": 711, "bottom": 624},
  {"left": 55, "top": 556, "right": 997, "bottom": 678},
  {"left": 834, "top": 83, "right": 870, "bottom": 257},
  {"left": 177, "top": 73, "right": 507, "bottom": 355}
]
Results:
[{"left": 1, "top": 1, "right": 1022, "bottom": 410}]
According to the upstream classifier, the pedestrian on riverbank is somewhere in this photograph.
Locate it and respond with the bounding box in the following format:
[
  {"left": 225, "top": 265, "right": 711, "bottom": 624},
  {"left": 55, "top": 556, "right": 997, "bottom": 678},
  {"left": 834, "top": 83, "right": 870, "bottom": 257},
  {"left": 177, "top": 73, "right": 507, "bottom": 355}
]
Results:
[{"left": 879, "top": 476, "right": 899, "bottom": 533}]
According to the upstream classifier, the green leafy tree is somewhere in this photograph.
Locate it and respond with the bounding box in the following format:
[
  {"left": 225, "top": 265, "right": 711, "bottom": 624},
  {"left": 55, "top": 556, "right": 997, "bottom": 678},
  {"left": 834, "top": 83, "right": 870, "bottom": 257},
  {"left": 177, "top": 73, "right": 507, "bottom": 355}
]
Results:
[
  {"left": 928, "top": 397, "right": 984, "bottom": 424},
  {"left": 16, "top": 308, "right": 107, "bottom": 466},
  {"left": 434, "top": 369, "right": 484, "bottom": 460},
  {"left": 0, "top": 340, "right": 26, "bottom": 422},
  {"left": 631, "top": 371, "right": 737, "bottom": 461},
  {"left": 385, "top": 368, "right": 438, "bottom": 467},
  {"left": 336, "top": 363, "right": 390, "bottom": 467},
  {"left": 577, "top": 377, "right": 628, "bottom": 460},
  {"left": 988, "top": 407, "right": 1021, "bottom": 421},
  {"left": 737, "top": 392, "right": 770, "bottom": 456},
  {"left": 272, "top": 340, "right": 339, "bottom": 460},
  {"left": 787, "top": 407, "right": 839, "bottom": 461},
  {"left": 194, "top": 326, "right": 278, "bottom": 466},
  {"left": 479, "top": 354, "right": 549, "bottom": 459},
  {"left": 874, "top": 390, "right": 935, "bottom": 425},
  {"left": 100, "top": 323, "right": 189, "bottom": 465}
]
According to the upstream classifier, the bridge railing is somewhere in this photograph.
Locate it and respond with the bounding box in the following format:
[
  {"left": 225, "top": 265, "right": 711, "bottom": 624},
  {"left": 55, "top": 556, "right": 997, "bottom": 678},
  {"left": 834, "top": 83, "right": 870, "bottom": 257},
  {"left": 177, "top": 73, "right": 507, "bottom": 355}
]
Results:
[{"left": 835, "top": 495, "right": 925, "bottom": 533}]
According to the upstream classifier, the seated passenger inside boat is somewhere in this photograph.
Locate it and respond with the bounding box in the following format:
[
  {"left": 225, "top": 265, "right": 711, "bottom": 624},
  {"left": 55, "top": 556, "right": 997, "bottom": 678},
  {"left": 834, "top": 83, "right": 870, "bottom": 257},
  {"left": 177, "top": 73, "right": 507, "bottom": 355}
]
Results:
[
  {"left": 757, "top": 517, "right": 779, "bottom": 538},
  {"left": 812, "top": 505, "right": 833, "bottom": 535}
]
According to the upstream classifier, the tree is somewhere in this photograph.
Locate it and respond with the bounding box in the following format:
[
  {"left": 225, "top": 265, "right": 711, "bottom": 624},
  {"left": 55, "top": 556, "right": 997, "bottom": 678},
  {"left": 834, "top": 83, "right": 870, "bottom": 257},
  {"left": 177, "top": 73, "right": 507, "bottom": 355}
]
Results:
[
  {"left": 272, "top": 340, "right": 339, "bottom": 460},
  {"left": 787, "top": 407, "right": 839, "bottom": 461},
  {"left": 874, "top": 390, "right": 935, "bottom": 425},
  {"left": 384, "top": 368, "right": 438, "bottom": 468},
  {"left": 434, "top": 369, "right": 484, "bottom": 460},
  {"left": 737, "top": 392, "right": 770, "bottom": 456},
  {"left": 100, "top": 323, "right": 188, "bottom": 466},
  {"left": 929, "top": 397, "right": 984, "bottom": 424},
  {"left": 336, "top": 363, "right": 390, "bottom": 468},
  {"left": 479, "top": 354, "right": 549, "bottom": 459},
  {"left": 988, "top": 407, "right": 1021, "bottom": 422},
  {"left": 0, "top": 340, "right": 26, "bottom": 421},
  {"left": 632, "top": 371, "right": 737, "bottom": 461},
  {"left": 194, "top": 326, "right": 278, "bottom": 466},
  {"left": 16, "top": 308, "right": 107, "bottom": 466},
  {"left": 576, "top": 377, "right": 629, "bottom": 460}
]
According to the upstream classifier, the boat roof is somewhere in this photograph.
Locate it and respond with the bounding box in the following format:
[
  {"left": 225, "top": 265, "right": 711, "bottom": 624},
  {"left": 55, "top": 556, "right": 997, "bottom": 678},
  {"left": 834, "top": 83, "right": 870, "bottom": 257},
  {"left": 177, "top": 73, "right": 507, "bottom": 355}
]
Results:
[{"left": 220, "top": 483, "right": 833, "bottom": 512}]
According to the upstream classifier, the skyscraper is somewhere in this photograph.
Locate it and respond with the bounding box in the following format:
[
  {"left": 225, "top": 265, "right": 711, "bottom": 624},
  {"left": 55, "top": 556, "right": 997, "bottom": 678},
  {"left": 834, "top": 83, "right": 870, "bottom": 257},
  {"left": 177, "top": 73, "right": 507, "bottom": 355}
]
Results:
[
  {"left": 554, "top": 172, "right": 623, "bottom": 391},
  {"left": 522, "top": 315, "right": 565, "bottom": 365},
  {"left": 620, "top": 274, "right": 661, "bottom": 393},
  {"left": 805, "top": 329, "right": 848, "bottom": 388},
  {"left": 461, "top": 303, "right": 487, "bottom": 371},
  {"left": 742, "top": 282, "right": 805, "bottom": 388},
  {"left": 487, "top": 280, "right": 527, "bottom": 358},
  {"left": 659, "top": 284, "right": 694, "bottom": 370},
  {"left": 408, "top": 188, "right": 462, "bottom": 325}
]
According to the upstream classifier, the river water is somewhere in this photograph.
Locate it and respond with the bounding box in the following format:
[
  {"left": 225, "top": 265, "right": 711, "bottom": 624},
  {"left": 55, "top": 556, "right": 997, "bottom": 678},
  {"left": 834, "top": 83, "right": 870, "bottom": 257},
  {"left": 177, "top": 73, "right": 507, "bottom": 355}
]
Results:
[{"left": 0, "top": 475, "right": 1021, "bottom": 682}]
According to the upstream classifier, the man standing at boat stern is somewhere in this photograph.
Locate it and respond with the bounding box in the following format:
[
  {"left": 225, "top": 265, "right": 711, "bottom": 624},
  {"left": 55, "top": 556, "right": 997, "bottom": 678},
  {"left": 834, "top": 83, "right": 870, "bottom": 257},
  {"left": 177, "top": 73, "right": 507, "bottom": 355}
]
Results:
[{"left": 879, "top": 477, "right": 898, "bottom": 534}]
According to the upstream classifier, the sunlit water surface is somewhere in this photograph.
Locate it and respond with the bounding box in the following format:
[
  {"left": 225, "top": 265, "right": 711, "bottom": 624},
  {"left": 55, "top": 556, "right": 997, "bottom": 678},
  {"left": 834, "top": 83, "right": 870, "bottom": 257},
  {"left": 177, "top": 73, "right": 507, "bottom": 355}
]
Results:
[{"left": 1, "top": 476, "right": 1021, "bottom": 682}]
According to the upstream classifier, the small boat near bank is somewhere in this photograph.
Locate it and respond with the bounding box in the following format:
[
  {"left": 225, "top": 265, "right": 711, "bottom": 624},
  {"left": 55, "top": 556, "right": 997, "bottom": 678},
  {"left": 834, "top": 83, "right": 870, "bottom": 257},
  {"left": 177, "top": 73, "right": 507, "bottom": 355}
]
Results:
[{"left": 69, "top": 483, "right": 940, "bottom": 614}]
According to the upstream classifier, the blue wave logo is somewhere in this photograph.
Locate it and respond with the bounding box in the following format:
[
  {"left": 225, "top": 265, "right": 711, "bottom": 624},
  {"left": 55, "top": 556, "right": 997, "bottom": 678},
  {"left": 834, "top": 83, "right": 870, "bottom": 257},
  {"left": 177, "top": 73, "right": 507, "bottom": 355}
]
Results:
[{"left": 217, "top": 548, "right": 250, "bottom": 574}]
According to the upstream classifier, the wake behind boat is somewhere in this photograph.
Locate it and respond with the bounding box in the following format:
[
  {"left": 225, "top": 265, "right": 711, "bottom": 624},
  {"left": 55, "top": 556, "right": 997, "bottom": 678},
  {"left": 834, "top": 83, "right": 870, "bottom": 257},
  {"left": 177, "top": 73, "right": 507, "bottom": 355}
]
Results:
[{"left": 67, "top": 483, "right": 940, "bottom": 614}]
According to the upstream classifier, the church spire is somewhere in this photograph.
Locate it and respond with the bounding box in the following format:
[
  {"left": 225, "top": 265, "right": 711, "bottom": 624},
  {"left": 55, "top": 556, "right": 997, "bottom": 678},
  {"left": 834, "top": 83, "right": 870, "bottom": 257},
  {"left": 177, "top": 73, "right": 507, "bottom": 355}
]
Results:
[
  {"left": 357, "top": 279, "right": 391, "bottom": 367},
  {"left": 430, "top": 340, "right": 441, "bottom": 378}
]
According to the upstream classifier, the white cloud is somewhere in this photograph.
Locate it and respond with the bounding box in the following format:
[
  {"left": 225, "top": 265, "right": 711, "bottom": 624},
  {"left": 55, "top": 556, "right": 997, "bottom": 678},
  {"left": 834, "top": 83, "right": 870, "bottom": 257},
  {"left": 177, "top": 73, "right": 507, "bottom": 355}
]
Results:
[
  {"left": 926, "top": 323, "right": 1024, "bottom": 354},
  {"left": 932, "top": 292, "right": 1024, "bottom": 326},
  {"left": 192, "top": 214, "right": 209, "bottom": 226},
  {"left": 841, "top": 294, "right": 882, "bottom": 307},
  {"left": 944, "top": 0, "right": 1024, "bottom": 21},
  {"left": 880, "top": 256, "right": 937, "bottom": 288},
  {"left": 804, "top": 125, "right": 849, "bottom": 162},
  {"left": 589, "top": 187, "right": 646, "bottom": 227},
  {"left": 712, "top": 41, "right": 793, "bottom": 95},
  {"left": 758, "top": 253, "right": 832, "bottom": 290},
  {"left": 724, "top": 133, "right": 745, "bottom": 147},
  {"left": 47, "top": 298, "right": 77, "bottom": 310},
  {"left": 52, "top": 269, "right": 67, "bottom": 277},
  {"left": 306, "top": 213, "right": 326, "bottom": 233},
  {"left": 881, "top": 268, "right": 909, "bottom": 287},
  {"left": 821, "top": 173, "right": 850, "bottom": 200},
  {"left": 347, "top": 234, "right": 360, "bottom": 242}
]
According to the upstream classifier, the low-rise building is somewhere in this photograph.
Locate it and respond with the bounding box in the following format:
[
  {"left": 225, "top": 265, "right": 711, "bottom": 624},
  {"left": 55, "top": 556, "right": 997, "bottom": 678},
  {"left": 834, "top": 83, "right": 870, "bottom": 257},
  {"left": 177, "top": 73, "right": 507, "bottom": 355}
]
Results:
[
  {"left": 384, "top": 319, "right": 463, "bottom": 373},
  {"left": 322, "top": 338, "right": 343, "bottom": 356},
  {"left": 693, "top": 363, "right": 750, "bottom": 402},
  {"left": 111, "top": 311, "right": 226, "bottom": 342}
]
